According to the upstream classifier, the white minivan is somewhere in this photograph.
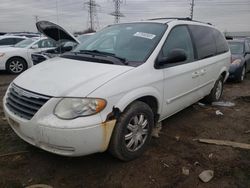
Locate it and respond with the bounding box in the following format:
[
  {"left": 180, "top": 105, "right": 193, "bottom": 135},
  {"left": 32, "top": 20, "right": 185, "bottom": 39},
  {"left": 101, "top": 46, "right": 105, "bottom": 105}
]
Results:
[{"left": 3, "top": 18, "right": 230, "bottom": 161}]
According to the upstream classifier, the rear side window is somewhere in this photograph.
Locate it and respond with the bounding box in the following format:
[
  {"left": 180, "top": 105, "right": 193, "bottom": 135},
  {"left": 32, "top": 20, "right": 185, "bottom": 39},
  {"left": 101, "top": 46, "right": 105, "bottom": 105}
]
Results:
[
  {"left": 0, "top": 38, "right": 16, "bottom": 45},
  {"left": 15, "top": 38, "right": 25, "bottom": 43},
  {"left": 189, "top": 25, "right": 216, "bottom": 59},
  {"left": 213, "top": 29, "right": 229, "bottom": 54}
]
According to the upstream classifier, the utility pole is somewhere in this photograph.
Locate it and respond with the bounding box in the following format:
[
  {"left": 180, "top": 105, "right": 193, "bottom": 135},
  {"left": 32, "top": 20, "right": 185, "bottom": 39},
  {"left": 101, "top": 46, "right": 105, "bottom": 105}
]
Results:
[
  {"left": 84, "top": 0, "right": 99, "bottom": 31},
  {"left": 34, "top": 15, "right": 39, "bottom": 23},
  {"left": 110, "top": 0, "right": 124, "bottom": 24},
  {"left": 190, "top": 0, "right": 195, "bottom": 20}
]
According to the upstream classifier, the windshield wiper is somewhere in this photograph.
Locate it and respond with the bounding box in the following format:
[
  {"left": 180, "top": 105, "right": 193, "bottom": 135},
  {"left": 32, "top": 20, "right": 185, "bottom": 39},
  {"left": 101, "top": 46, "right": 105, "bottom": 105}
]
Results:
[{"left": 78, "top": 50, "right": 128, "bottom": 65}]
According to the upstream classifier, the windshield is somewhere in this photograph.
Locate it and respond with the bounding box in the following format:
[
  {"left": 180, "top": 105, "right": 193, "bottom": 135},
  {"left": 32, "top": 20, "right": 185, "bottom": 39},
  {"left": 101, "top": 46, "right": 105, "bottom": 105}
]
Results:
[
  {"left": 77, "top": 34, "right": 93, "bottom": 43},
  {"left": 72, "top": 23, "right": 167, "bottom": 63},
  {"left": 228, "top": 42, "right": 244, "bottom": 54},
  {"left": 14, "top": 38, "right": 36, "bottom": 48}
]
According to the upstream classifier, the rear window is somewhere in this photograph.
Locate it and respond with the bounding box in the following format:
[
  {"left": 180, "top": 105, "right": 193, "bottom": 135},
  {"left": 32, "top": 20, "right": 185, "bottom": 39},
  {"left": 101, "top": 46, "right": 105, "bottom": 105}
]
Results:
[{"left": 189, "top": 25, "right": 216, "bottom": 59}]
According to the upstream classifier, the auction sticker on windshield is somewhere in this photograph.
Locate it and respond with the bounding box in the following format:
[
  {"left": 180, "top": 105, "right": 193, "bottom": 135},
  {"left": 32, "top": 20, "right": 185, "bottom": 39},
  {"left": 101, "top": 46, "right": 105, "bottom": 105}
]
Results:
[{"left": 133, "top": 32, "right": 156, "bottom": 39}]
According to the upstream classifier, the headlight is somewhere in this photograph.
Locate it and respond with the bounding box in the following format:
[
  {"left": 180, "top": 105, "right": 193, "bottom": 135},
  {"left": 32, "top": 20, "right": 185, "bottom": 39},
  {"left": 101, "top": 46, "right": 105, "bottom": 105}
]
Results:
[
  {"left": 54, "top": 98, "right": 106, "bottom": 120},
  {"left": 231, "top": 59, "right": 241, "bottom": 65},
  {"left": 0, "top": 53, "right": 5, "bottom": 57}
]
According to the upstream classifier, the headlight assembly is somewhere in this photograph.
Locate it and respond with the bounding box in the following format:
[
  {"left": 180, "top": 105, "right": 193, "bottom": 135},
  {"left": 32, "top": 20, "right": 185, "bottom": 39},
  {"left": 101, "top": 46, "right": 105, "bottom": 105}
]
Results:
[
  {"left": 54, "top": 98, "right": 106, "bottom": 120},
  {"left": 231, "top": 59, "right": 241, "bottom": 65}
]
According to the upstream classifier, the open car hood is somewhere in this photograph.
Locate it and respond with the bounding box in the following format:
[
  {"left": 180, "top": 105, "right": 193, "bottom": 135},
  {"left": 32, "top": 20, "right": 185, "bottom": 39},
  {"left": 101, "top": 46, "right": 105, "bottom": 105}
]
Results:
[{"left": 36, "top": 20, "right": 80, "bottom": 44}]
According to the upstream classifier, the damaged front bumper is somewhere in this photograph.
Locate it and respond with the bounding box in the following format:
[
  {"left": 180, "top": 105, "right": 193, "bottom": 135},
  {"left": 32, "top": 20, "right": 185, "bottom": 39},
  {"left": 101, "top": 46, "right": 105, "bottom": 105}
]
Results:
[{"left": 3, "top": 96, "right": 116, "bottom": 157}]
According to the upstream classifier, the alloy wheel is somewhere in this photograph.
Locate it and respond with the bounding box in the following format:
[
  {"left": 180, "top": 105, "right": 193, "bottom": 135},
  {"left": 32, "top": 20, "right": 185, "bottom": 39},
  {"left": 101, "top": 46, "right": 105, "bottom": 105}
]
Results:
[{"left": 125, "top": 114, "right": 149, "bottom": 152}]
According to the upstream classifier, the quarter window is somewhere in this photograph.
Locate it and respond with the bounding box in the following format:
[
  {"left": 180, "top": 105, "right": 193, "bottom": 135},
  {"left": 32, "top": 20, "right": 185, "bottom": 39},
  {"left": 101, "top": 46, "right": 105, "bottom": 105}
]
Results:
[
  {"left": 213, "top": 29, "right": 229, "bottom": 54},
  {"left": 161, "top": 25, "right": 194, "bottom": 63},
  {"left": 0, "top": 38, "right": 16, "bottom": 45},
  {"left": 189, "top": 25, "right": 216, "bottom": 59}
]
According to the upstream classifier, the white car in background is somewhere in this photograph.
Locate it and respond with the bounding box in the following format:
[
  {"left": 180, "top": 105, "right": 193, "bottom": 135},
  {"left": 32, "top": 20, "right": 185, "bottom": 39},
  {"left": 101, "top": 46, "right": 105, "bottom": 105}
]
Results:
[
  {"left": 0, "top": 35, "right": 27, "bottom": 47},
  {"left": 0, "top": 37, "right": 56, "bottom": 74}
]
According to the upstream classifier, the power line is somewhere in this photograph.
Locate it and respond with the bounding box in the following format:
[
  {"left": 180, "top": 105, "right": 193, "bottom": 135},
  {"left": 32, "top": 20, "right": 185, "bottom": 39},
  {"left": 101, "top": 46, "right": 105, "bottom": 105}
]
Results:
[
  {"left": 84, "top": 0, "right": 100, "bottom": 31},
  {"left": 190, "top": 0, "right": 195, "bottom": 20},
  {"left": 110, "top": 0, "right": 125, "bottom": 24}
]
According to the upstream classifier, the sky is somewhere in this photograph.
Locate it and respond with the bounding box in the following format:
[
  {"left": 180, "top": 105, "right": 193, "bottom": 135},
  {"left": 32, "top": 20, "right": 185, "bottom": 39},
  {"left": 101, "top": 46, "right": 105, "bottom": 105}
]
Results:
[{"left": 0, "top": 0, "right": 250, "bottom": 33}]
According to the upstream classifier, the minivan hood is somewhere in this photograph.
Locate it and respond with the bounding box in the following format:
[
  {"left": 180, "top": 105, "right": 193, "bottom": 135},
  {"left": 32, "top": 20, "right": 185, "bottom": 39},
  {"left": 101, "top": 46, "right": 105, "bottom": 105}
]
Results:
[
  {"left": 36, "top": 21, "right": 80, "bottom": 44},
  {"left": 13, "top": 57, "right": 133, "bottom": 97}
]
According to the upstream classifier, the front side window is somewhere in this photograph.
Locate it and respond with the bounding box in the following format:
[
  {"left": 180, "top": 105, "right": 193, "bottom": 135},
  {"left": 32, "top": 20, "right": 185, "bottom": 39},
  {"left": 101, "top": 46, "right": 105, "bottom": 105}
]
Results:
[
  {"left": 14, "top": 38, "right": 36, "bottom": 48},
  {"left": 189, "top": 25, "right": 216, "bottom": 59},
  {"left": 161, "top": 25, "right": 194, "bottom": 64},
  {"left": 72, "top": 23, "right": 167, "bottom": 63}
]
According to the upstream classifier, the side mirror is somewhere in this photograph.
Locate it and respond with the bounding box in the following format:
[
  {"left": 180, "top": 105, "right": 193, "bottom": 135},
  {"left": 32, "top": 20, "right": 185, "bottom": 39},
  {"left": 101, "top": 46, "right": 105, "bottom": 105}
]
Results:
[
  {"left": 31, "top": 44, "right": 39, "bottom": 49},
  {"left": 158, "top": 49, "right": 187, "bottom": 65},
  {"left": 62, "top": 46, "right": 73, "bottom": 52}
]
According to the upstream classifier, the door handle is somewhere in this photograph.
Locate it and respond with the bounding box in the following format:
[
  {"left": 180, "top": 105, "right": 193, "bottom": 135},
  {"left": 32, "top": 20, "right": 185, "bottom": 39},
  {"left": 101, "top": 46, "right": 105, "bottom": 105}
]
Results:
[
  {"left": 200, "top": 69, "right": 207, "bottom": 76},
  {"left": 192, "top": 71, "right": 200, "bottom": 78}
]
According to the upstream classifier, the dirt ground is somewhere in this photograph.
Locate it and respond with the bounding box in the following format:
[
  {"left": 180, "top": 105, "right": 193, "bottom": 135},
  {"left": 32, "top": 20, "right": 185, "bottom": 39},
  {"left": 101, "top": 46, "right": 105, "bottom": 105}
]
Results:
[{"left": 0, "top": 71, "right": 249, "bottom": 188}]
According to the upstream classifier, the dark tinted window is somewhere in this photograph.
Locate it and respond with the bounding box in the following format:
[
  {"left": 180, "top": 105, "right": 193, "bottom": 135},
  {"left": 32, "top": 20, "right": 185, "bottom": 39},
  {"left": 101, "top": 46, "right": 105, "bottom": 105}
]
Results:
[
  {"left": 213, "top": 29, "right": 229, "bottom": 54},
  {"left": 161, "top": 25, "right": 194, "bottom": 63},
  {"left": 0, "top": 38, "right": 16, "bottom": 45},
  {"left": 189, "top": 25, "right": 216, "bottom": 59},
  {"left": 15, "top": 38, "right": 25, "bottom": 43}
]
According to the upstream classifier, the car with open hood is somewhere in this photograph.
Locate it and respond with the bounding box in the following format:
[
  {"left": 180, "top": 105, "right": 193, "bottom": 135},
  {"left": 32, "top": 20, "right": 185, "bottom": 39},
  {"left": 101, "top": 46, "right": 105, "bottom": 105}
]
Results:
[
  {"left": 31, "top": 21, "right": 94, "bottom": 65},
  {"left": 3, "top": 18, "right": 230, "bottom": 161},
  {"left": 227, "top": 39, "right": 250, "bottom": 82},
  {"left": 0, "top": 37, "right": 57, "bottom": 74}
]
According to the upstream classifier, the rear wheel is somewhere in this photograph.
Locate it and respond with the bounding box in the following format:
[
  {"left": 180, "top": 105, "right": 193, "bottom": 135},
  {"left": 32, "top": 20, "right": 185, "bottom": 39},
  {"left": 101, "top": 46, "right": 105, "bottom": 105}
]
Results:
[
  {"left": 203, "top": 75, "right": 224, "bottom": 104},
  {"left": 109, "top": 101, "right": 154, "bottom": 161},
  {"left": 6, "top": 57, "right": 27, "bottom": 74}
]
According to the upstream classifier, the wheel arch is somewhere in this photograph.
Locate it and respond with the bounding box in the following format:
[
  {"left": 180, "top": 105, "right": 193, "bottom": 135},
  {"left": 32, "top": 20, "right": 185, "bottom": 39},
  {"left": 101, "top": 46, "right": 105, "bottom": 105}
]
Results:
[{"left": 113, "top": 87, "right": 162, "bottom": 123}]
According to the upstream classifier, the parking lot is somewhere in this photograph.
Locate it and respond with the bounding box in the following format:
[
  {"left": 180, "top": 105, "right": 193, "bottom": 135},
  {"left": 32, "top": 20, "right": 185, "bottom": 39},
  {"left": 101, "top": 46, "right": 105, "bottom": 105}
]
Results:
[{"left": 0, "top": 71, "right": 249, "bottom": 188}]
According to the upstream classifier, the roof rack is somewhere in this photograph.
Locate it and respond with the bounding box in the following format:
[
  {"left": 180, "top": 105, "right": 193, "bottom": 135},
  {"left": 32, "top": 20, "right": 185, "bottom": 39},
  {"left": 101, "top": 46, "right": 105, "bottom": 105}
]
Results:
[{"left": 147, "top": 17, "right": 212, "bottom": 25}]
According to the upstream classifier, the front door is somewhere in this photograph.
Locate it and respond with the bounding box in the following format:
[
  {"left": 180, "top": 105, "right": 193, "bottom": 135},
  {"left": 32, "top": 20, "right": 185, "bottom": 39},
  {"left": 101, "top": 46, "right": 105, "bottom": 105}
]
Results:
[{"left": 158, "top": 25, "right": 201, "bottom": 119}]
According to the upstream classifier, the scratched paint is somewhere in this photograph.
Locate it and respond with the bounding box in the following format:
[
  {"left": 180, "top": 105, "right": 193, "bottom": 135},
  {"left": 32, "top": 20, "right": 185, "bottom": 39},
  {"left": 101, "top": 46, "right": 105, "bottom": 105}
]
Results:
[{"left": 101, "top": 119, "right": 116, "bottom": 151}]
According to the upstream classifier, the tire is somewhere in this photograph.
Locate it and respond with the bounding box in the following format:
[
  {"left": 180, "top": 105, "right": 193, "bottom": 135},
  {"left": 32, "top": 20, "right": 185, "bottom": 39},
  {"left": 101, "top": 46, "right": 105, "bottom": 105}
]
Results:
[
  {"left": 236, "top": 65, "right": 246, "bottom": 82},
  {"left": 6, "top": 57, "right": 27, "bottom": 74},
  {"left": 109, "top": 101, "right": 154, "bottom": 161},
  {"left": 203, "top": 75, "right": 224, "bottom": 104}
]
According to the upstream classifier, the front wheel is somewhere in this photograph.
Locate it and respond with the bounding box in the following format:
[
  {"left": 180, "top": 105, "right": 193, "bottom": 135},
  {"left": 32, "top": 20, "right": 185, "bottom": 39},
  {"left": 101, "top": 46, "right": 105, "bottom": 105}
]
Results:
[
  {"left": 203, "top": 75, "right": 224, "bottom": 104},
  {"left": 6, "top": 57, "right": 27, "bottom": 74},
  {"left": 109, "top": 101, "right": 154, "bottom": 161}
]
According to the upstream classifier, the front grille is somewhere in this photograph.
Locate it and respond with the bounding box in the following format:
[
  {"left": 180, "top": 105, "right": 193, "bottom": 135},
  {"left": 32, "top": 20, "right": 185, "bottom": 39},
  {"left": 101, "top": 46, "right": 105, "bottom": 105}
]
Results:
[{"left": 6, "top": 84, "right": 51, "bottom": 120}]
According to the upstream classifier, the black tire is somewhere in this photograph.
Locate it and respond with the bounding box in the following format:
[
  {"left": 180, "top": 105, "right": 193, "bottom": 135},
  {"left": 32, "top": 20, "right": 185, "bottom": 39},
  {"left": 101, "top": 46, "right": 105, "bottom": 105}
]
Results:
[
  {"left": 109, "top": 101, "right": 154, "bottom": 161},
  {"left": 6, "top": 57, "right": 27, "bottom": 74},
  {"left": 236, "top": 65, "right": 246, "bottom": 83},
  {"left": 203, "top": 75, "right": 224, "bottom": 104}
]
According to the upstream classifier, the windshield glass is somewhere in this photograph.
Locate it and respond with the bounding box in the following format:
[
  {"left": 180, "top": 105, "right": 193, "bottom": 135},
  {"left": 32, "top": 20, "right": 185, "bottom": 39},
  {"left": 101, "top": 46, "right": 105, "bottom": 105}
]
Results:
[
  {"left": 77, "top": 34, "right": 93, "bottom": 43},
  {"left": 14, "top": 38, "right": 36, "bottom": 48},
  {"left": 73, "top": 23, "right": 167, "bottom": 62},
  {"left": 228, "top": 42, "right": 244, "bottom": 54}
]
